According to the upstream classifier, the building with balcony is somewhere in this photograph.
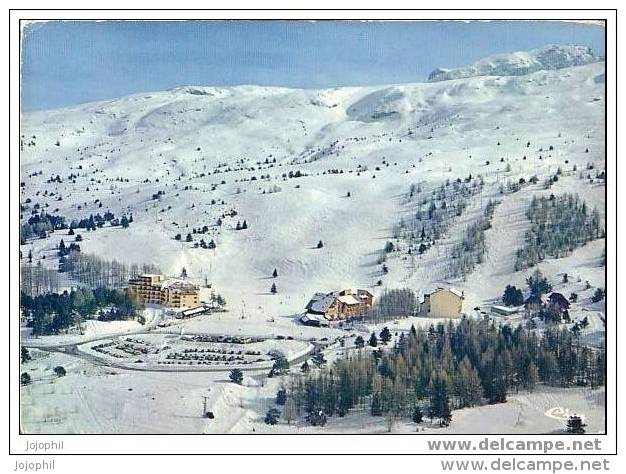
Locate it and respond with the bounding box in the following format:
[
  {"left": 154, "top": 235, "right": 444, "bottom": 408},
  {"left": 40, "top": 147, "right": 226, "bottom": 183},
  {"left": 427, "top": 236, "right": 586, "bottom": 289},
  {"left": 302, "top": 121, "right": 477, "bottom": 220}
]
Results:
[{"left": 127, "top": 274, "right": 200, "bottom": 308}]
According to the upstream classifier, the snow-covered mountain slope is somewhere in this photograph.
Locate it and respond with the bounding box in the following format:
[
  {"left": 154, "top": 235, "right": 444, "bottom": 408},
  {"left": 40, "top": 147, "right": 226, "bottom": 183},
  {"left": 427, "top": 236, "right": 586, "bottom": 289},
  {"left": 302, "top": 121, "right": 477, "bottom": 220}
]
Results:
[
  {"left": 20, "top": 54, "right": 606, "bottom": 321},
  {"left": 428, "top": 44, "right": 598, "bottom": 82}
]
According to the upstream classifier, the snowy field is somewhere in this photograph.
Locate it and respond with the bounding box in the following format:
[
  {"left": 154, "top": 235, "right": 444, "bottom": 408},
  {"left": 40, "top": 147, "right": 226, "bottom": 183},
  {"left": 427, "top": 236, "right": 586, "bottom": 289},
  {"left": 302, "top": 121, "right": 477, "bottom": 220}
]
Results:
[{"left": 19, "top": 46, "right": 606, "bottom": 434}]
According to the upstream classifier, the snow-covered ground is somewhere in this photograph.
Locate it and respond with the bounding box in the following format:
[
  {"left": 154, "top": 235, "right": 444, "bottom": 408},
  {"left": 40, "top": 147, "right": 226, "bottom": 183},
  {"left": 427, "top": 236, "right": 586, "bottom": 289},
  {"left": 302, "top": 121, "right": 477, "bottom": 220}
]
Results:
[
  {"left": 19, "top": 46, "right": 606, "bottom": 433},
  {"left": 20, "top": 350, "right": 604, "bottom": 434}
]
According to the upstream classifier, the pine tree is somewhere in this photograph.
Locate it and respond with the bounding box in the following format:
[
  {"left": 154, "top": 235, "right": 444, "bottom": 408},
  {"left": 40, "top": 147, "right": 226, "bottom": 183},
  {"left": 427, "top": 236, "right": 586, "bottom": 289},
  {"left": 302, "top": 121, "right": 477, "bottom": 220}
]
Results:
[
  {"left": 21, "top": 347, "right": 31, "bottom": 364},
  {"left": 316, "top": 240, "right": 324, "bottom": 249},
  {"left": 502, "top": 285, "right": 524, "bottom": 306},
  {"left": 370, "top": 392, "right": 382, "bottom": 416},
  {"left": 527, "top": 269, "right": 552, "bottom": 296},
  {"left": 264, "top": 408, "right": 280, "bottom": 425},
  {"left": 456, "top": 356, "right": 483, "bottom": 408},
  {"left": 566, "top": 415, "right": 586, "bottom": 434},
  {"left": 412, "top": 405, "right": 423, "bottom": 424},
  {"left": 229, "top": 368, "right": 243, "bottom": 384},
  {"left": 354, "top": 335, "right": 365, "bottom": 348},
  {"left": 54, "top": 366, "right": 66, "bottom": 377},
  {"left": 518, "top": 356, "right": 539, "bottom": 392},
  {"left": 270, "top": 355, "right": 289, "bottom": 376},
  {"left": 428, "top": 371, "right": 452, "bottom": 426},
  {"left": 379, "top": 327, "right": 392, "bottom": 344},
  {"left": 270, "top": 282, "right": 277, "bottom": 294},
  {"left": 272, "top": 268, "right": 278, "bottom": 278},
  {"left": 591, "top": 288, "right": 605, "bottom": 303},
  {"left": 21, "top": 372, "right": 31, "bottom": 386},
  {"left": 368, "top": 332, "right": 378, "bottom": 347},
  {"left": 276, "top": 387, "right": 287, "bottom": 405}
]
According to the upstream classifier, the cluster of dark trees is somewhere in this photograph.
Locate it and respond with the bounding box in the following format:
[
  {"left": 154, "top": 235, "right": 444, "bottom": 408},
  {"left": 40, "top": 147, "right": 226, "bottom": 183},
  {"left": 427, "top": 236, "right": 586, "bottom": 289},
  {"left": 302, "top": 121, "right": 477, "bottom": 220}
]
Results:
[
  {"left": 175, "top": 225, "right": 214, "bottom": 241},
  {"left": 20, "top": 212, "right": 66, "bottom": 241},
  {"left": 269, "top": 353, "right": 289, "bottom": 377},
  {"left": 68, "top": 211, "right": 130, "bottom": 231},
  {"left": 515, "top": 194, "right": 603, "bottom": 270},
  {"left": 591, "top": 288, "right": 605, "bottom": 303},
  {"left": 21, "top": 210, "right": 132, "bottom": 242},
  {"left": 21, "top": 287, "right": 142, "bottom": 335},
  {"left": 450, "top": 199, "right": 499, "bottom": 278},
  {"left": 59, "top": 252, "right": 160, "bottom": 289},
  {"left": 283, "top": 315, "right": 605, "bottom": 428},
  {"left": 196, "top": 239, "right": 217, "bottom": 249},
  {"left": 364, "top": 327, "right": 393, "bottom": 348},
  {"left": 57, "top": 239, "right": 82, "bottom": 258},
  {"left": 502, "top": 284, "right": 524, "bottom": 306},
  {"left": 281, "top": 170, "right": 306, "bottom": 179},
  {"left": 176, "top": 232, "right": 217, "bottom": 250}
]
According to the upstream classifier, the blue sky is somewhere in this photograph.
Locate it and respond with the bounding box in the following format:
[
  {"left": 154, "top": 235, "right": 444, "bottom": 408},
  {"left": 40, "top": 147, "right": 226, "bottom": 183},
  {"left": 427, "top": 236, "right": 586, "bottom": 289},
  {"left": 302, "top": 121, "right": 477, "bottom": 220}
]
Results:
[{"left": 21, "top": 20, "right": 605, "bottom": 111}]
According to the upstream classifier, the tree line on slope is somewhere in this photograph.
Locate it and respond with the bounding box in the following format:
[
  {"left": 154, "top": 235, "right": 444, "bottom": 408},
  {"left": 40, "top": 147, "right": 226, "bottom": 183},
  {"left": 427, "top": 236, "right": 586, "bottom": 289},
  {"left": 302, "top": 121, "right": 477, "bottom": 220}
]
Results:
[
  {"left": 20, "top": 210, "right": 132, "bottom": 242},
  {"left": 377, "top": 176, "right": 484, "bottom": 285},
  {"left": 395, "top": 176, "right": 484, "bottom": 248},
  {"left": 20, "top": 287, "right": 143, "bottom": 336},
  {"left": 515, "top": 193, "right": 603, "bottom": 271},
  {"left": 449, "top": 198, "right": 499, "bottom": 279}
]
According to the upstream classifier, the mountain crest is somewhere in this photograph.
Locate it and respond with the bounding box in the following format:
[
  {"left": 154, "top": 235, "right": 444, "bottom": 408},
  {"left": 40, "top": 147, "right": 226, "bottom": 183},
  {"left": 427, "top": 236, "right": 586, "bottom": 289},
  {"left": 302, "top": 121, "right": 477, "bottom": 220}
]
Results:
[{"left": 428, "top": 44, "right": 597, "bottom": 82}]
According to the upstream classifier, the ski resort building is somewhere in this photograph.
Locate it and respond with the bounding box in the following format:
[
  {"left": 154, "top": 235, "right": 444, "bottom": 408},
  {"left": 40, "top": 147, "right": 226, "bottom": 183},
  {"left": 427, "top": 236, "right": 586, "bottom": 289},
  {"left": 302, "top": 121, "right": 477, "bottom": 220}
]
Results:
[
  {"left": 547, "top": 292, "right": 570, "bottom": 313},
  {"left": 177, "top": 305, "right": 211, "bottom": 319},
  {"left": 301, "top": 289, "right": 374, "bottom": 326},
  {"left": 127, "top": 274, "right": 164, "bottom": 305},
  {"left": 420, "top": 287, "right": 464, "bottom": 318},
  {"left": 491, "top": 305, "right": 520, "bottom": 317},
  {"left": 128, "top": 274, "right": 200, "bottom": 308},
  {"left": 161, "top": 280, "right": 201, "bottom": 308}
]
